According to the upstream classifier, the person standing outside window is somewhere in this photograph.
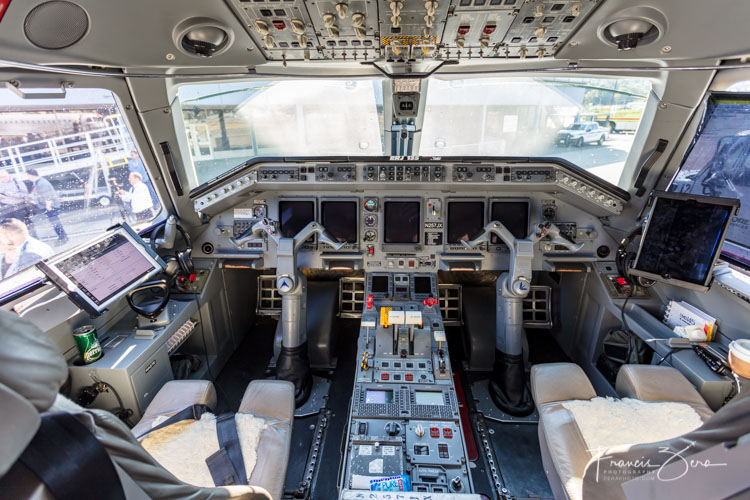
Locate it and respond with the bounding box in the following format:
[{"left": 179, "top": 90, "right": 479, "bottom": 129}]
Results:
[
  {"left": 117, "top": 172, "right": 153, "bottom": 222},
  {"left": 26, "top": 169, "right": 68, "bottom": 246},
  {"left": 0, "top": 170, "right": 34, "bottom": 231},
  {"left": 0, "top": 218, "right": 54, "bottom": 279},
  {"left": 127, "top": 150, "right": 158, "bottom": 209}
]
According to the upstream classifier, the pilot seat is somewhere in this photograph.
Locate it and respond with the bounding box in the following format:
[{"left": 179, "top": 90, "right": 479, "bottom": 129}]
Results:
[
  {"left": 531, "top": 362, "right": 750, "bottom": 500},
  {"left": 0, "top": 310, "right": 294, "bottom": 500}
]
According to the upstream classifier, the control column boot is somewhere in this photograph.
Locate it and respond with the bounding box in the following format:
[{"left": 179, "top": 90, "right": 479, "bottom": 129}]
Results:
[
  {"left": 276, "top": 342, "right": 313, "bottom": 407},
  {"left": 489, "top": 349, "right": 534, "bottom": 416}
]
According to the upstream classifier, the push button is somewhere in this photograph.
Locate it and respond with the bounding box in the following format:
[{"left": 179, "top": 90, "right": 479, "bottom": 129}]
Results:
[
  {"left": 381, "top": 373, "right": 389, "bottom": 381},
  {"left": 430, "top": 427, "right": 440, "bottom": 438},
  {"left": 405, "top": 373, "right": 413, "bottom": 381},
  {"left": 443, "top": 427, "right": 453, "bottom": 438}
]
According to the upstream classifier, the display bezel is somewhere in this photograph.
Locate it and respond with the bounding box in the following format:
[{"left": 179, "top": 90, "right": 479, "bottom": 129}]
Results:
[
  {"left": 382, "top": 198, "right": 423, "bottom": 252},
  {"left": 445, "top": 199, "right": 486, "bottom": 248},
  {"left": 630, "top": 191, "right": 739, "bottom": 292},
  {"left": 36, "top": 224, "right": 165, "bottom": 316}
]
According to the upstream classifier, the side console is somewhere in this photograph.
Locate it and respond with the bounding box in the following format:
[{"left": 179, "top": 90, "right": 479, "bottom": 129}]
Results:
[{"left": 340, "top": 273, "right": 473, "bottom": 495}]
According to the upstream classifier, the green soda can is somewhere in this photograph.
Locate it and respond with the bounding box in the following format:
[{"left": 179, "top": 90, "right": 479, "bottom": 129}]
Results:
[{"left": 73, "top": 325, "right": 102, "bottom": 364}]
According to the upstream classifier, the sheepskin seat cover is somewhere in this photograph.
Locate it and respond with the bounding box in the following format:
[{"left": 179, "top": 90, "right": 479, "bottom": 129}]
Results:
[
  {"left": 561, "top": 397, "right": 703, "bottom": 454},
  {"left": 141, "top": 412, "right": 266, "bottom": 487}
]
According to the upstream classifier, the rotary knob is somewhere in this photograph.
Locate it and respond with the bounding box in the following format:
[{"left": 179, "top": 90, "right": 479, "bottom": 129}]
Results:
[
  {"left": 450, "top": 476, "right": 463, "bottom": 492},
  {"left": 384, "top": 422, "right": 401, "bottom": 437},
  {"left": 415, "top": 423, "right": 425, "bottom": 437}
]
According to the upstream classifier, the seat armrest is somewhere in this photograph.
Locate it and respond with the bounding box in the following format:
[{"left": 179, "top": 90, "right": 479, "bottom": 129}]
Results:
[
  {"left": 131, "top": 380, "right": 216, "bottom": 437},
  {"left": 616, "top": 365, "right": 709, "bottom": 407},
  {"left": 531, "top": 363, "right": 597, "bottom": 406},
  {"left": 238, "top": 380, "right": 295, "bottom": 422}
]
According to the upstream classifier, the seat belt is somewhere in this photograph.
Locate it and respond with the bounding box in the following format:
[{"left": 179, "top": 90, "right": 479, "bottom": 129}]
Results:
[
  {"left": 135, "top": 405, "right": 248, "bottom": 486},
  {"left": 135, "top": 403, "right": 212, "bottom": 440},
  {"left": 3, "top": 412, "right": 126, "bottom": 500},
  {"left": 206, "top": 413, "right": 248, "bottom": 486}
]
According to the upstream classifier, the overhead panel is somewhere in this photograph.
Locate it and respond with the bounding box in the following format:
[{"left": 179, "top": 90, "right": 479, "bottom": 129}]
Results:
[
  {"left": 225, "top": 0, "right": 601, "bottom": 62},
  {"left": 227, "top": 0, "right": 322, "bottom": 61},
  {"left": 377, "top": 0, "right": 451, "bottom": 58},
  {"left": 442, "top": 1, "right": 516, "bottom": 58},
  {"left": 307, "top": 0, "right": 380, "bottom": 58},
  {"left": 500, "top": 1, "right": 596, "bottom": 58}
]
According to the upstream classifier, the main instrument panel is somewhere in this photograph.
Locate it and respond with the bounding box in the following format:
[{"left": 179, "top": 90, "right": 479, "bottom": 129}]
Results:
[{"left": 190, "top": 159, "right": 626, "bottom": 272}]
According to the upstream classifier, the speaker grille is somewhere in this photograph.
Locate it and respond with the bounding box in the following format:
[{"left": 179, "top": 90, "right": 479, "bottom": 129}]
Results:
[{"left": 24, "top": 1, "right": 89, "bottom": 49}]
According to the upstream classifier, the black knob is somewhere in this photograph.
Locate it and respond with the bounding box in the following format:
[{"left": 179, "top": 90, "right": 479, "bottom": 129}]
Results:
[
  {"left": 384, "top": 422, "right": 401, "bottom": 437},
  {"left": 450, "top": 477, "right": 463, "bottom": 491}
]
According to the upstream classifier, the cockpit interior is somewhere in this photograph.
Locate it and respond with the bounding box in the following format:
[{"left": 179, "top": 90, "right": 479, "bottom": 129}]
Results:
[{"left": 2, "top": 0, "right": 750, "bottom": 499}]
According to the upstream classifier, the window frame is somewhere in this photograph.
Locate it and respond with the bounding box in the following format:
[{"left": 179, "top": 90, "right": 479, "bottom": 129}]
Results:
[{"left": 0, "top": 72, "right": 168, "bottom": 306}]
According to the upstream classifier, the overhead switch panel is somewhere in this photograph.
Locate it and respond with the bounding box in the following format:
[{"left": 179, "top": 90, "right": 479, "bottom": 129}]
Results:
[{"left": 225, "top": 0, "right": 602, "bottom": 62}]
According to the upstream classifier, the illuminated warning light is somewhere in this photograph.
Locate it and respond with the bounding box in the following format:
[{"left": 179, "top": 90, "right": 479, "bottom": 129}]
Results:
[
  {"left": 272, "top": 20, "right": 286, "bottom": 30},
  {"left": 483, "top": 24, "right": 496, "bottom": 35},
  {"left": 457, "top": 25, "right": 470, "bottom": 36}
]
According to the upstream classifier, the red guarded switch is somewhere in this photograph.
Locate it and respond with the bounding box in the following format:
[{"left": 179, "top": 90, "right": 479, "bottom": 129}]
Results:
[
  {"left": 405, "top": 373, "right": 413, "bottom": 381},
  {"left": 381, "top": 372, "right": 390, "bottom": 381},
  {"left": 423, "top": 297, "right": 439, "bottom": 307},
  {"left": 483, "top": 24, "right": 496, "bottom": 35},
  {"left": 615, "top": 277, "right": 628, "bottom": 286},
  {"left": 457, "top": 25, "right": 470, "bottom": 36},
  {"left": 430, "top": 427, "right": 440, "bottom": 438},
  {"left": 366, "top": 294, "right": 374, "bottom": 310},
  {"left": 272, "top": 20, "right": 286, "bottom": 30},
  {"left": 443, "top": 427, "right": 453, "bottom": 438}
]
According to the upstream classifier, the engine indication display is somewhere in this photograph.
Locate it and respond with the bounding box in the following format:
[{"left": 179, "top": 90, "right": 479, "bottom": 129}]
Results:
[
  {"left": 322, "top": 200, "right": 358, "bottom": 243},
  {"left": 384, "top": 201, "right": 421, "bottom": 244},
  {"left": 447, "top": 201, "right": 485, "bottom": 244}
]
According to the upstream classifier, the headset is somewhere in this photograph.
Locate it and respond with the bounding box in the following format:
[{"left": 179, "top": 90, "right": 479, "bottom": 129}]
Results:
[{"left": 150, "top": 221, "right": 193, "bottom": 280}]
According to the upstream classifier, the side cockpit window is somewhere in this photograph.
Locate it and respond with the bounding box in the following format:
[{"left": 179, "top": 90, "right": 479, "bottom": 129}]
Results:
[
  {"left": 0, "top": 88, "right": 161, "bottom": 296},
  {"left": 668, "top": 87, "right": 750, "bottom": 269}
]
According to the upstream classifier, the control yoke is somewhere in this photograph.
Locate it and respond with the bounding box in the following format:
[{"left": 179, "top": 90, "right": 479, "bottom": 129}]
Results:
[
  {"left": 461, "top": 220, "right": 583, "bottom": 298},
  {"left": 290, "top": 221, "right": 346, "bottom": 252},
  {"left": 247, "top": 219, "right": 343, "bottom": 407},
  {"left": 462, "top": 221, "right": 583, "bottom": 416}
]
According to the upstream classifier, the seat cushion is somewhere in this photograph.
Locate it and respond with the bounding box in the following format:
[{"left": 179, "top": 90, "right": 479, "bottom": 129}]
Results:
[
  {"left": 531, "top": 363, "right": 597, "bottom": 405},
  {"left": 131, "top": 379, "right": 217, "bottom": 437},
  {"left": 616, "top": 365, "right": 714, "bottom": 420},
  {"left": 538, "top": 402, "right": 593, "bottom": 500},
  {"left": 239, "top": 380, "right": 295, "bottom": 500}
]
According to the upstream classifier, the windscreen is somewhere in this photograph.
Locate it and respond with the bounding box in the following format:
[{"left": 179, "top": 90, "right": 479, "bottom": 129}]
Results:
[
  {"left": 384, "top": 201, "right": 420, "bottom": 244},
  {"left": 447, "top": 202, "right": 484, "bottom": 243},
  {"left": 490, "top": 201, "right": 530, "bottom": 244},
  {"left": 279, "top": 200, "right": 314, "bottom": 238},
  {"left": 176, "top": 80, "right": 385, "bottom": 187},
  {"left": 669, "top": 92, "right": 750, "bottom": 268},
  {"left": 321, "top": 201, "right": 357, "bottom": 243},
  {"left": 420, "top": 77, "right": 651, "bottom": 187},
  {"left": 634, "top": 196, "right": 734, "bottom": 286}
]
